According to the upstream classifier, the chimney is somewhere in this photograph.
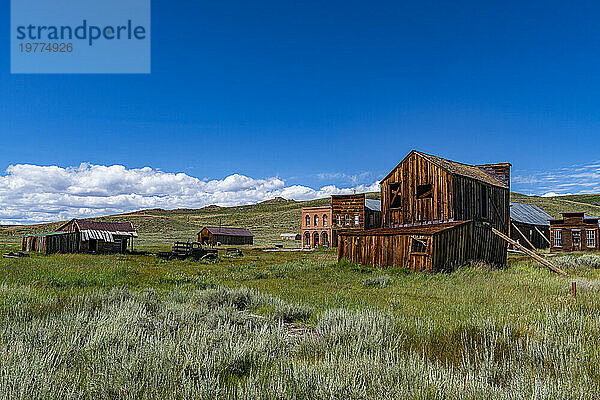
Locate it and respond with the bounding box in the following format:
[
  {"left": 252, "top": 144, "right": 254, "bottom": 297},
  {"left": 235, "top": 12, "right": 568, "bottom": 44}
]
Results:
[{"left": 476, "top": 163, "right": 511, "bottom": 189}]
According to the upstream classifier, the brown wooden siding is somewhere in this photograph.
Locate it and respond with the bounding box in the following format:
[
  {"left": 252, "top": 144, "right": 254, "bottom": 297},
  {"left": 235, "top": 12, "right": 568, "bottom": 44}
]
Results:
[{"left": 381, "top": 152, "right": 453, "bottom": 227}]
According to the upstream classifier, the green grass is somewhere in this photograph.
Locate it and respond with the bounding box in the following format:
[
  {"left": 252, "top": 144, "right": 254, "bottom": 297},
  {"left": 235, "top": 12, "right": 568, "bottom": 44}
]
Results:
[
  {"left": 2, "top": 192, "right": 600, "bottom": 398},
  {"left": 2, "top": 248, "right": 600, "bottom": 398}
]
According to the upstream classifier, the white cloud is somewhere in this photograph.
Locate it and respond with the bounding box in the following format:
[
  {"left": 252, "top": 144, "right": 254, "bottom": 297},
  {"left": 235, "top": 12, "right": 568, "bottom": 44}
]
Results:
[
  {"left": 512, "top": 160, "right": 600, "bottom": 196},
  {"left": 0, "top": 163, "right": 380, "bottom": 225},
  {"left": 541, "top": 192, "right": 573, "bottom": 198}
]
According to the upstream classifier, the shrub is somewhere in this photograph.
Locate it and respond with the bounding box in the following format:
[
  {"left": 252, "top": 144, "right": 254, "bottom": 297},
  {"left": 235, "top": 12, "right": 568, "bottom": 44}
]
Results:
[{"left": 362, "top": 275, "right": 391, "bottom": 288}]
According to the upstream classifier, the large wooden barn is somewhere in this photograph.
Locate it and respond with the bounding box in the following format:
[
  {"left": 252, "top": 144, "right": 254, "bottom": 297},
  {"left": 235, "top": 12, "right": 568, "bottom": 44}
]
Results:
[
  {"left": 22, "top": 219, "right": 138, "bottom": 254},
  {"left": 549, "top": 212, "right": 599, "bottom": 252},
  {"left": 338, "top": 150, "right": 511, "bottom": 271},
  {"left": 198, "top": 227, "right": 254, "bottom": 246},
  {"left": 509, "top": 202, "right": 552, "bottom": 249}
]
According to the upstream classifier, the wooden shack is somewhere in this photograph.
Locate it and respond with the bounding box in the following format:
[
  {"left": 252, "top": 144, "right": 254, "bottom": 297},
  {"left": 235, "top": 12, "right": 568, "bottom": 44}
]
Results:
[
  {"left": 338, "top": 150, "right": 511, "bottom": 271},
  {"left": 549, "top": 212, "right": 599, "bottom": 252},
  {"left": 330, "top": 194, "right": 381, "bottom": 247},
  {"left": 509, "top": 203, "right": 552, "bottom": 249},
  {"left": 198, "top": 227, "right": 254, "bottom": 246},
  {"left": 22, "top": 219, "right": 138, "bottom": 254}
]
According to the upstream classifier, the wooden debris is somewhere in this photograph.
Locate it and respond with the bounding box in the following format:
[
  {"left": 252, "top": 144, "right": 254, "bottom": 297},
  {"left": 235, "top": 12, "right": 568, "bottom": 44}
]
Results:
[{"left": 492, "top": 227, "right": 567, "bottom": 276}]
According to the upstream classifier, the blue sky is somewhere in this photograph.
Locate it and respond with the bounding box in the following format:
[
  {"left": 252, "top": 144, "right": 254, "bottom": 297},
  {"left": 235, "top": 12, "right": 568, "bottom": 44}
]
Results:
[{"left": 1, "top": 1, "right": 600, "bottom": 223}]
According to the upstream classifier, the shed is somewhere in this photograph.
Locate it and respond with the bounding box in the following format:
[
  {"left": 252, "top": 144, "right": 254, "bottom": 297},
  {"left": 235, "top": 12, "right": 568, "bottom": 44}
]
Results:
[
  {"left": 509, "top": 203, "right": 552, "bottom": 249},
  {"left": 22, "top": 219, "right": 138, "bottom": 254},
  {"left": 198, "top": 227, "right": 254, "bottom": 246}
]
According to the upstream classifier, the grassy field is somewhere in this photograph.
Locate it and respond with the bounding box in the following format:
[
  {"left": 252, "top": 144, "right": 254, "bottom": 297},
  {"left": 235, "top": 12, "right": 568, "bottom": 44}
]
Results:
[
  {"left": 2, "top": 242, "right": 600, "bottom": 398},
  {"left": 2, "top": 193, "right": 600, "bottom": 398}
]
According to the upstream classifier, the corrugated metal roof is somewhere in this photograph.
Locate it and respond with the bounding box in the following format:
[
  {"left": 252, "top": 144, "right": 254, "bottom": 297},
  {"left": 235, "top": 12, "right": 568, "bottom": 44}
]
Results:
[
  {"left": 365, "top": 199, "right": 381, "bottom": 211},
  {"left": 202, "top": 227, "right": 254, "bottom": 237},
  {"left": 510, "top": 203, "right": 552, "bottom": 226}
]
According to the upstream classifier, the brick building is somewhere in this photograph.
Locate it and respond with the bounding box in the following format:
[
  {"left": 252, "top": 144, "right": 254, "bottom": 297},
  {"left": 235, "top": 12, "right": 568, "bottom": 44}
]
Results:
[{"left": 301, "top": 205, "right": 332, "bottom": 248}]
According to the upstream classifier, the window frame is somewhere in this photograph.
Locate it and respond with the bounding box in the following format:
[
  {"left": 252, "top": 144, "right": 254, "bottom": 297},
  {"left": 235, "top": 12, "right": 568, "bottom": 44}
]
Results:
[
  {"left": 323, "top": 214, "right": 328, "bottom": 227},
  {"left": 388, "top": 182, "right": 402, "bottom": 209},
  {"left": 553, "top": 229, "right": 562, "bottom": 247},
  {"left": 305, "top": 214, "right": 310, "bottom": 227},
  {"left": 587, "top": 229, "right": 596, "bottom": 248}
]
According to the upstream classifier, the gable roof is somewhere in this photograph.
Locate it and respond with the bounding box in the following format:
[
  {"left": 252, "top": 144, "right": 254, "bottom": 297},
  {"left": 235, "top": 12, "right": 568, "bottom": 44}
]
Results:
[
  {"left": 57, "top": 219, "right": 137, "bottom": 234},
  {"left": 381, "top": 150, "right": 508, "bottom": 188},
  {"left": 510, "top": 203, "right": 552, "bottom": 226},
  {"left": 201, "top": 227, "right": 254, "bottom": 237}
]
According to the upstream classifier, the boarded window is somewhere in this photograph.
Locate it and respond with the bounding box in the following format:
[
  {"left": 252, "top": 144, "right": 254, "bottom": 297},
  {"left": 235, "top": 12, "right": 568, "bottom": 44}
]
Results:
[
  {"left": 369, "top": 214, "right": 374, "bottom": 227},
  {"left": 411, "top": 236, "right": 428, "bottom": 253},
  {"left": 416, "top": 184, "right": 432, "bottom": 199},
  {"left": 389, "top": 183, "right": 402, "bottom": 208}
]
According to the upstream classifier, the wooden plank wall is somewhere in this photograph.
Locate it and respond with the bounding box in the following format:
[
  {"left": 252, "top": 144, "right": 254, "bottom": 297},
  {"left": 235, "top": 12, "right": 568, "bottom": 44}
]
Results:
[
  {"left": 430, "top": 222, "right": 472, "bottom": 271},
  {"left": 451, "top": 175, "right": 509, "bottom": 233},
  {"left": 338, "top": 233, "right": 431, "bottom": 271},
  {"left": 45, "top": 233, "right": 80, "bottom": 254},
  {"left": 331, "top": 194, "right": 366, "bottom": 229},
  {"left": 549, "top": 219, "right": 600, "bottom": 252},
  {"left": 381, "top": 152, "right": 453, "bottom": 227}
]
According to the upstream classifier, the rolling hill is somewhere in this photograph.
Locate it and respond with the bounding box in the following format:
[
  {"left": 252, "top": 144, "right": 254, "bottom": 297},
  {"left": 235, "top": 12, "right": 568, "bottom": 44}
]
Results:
[{"left": 1, "top": 192, "right": 599, "bottom": 246}]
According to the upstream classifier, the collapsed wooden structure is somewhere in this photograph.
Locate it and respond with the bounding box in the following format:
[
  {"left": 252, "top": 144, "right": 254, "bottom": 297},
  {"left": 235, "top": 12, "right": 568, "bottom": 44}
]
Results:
[
  {"left": 338, "top": 150, "right": 511, "bottom": 271},
  {"left": 549, "top": 212, "right": 599, "bottom": 252},
  {"left": 22, "top": 219, "right": 138, "bottom": 254},
  {"left": 198, "top": 227, "right": 254, "bottom": 246}
]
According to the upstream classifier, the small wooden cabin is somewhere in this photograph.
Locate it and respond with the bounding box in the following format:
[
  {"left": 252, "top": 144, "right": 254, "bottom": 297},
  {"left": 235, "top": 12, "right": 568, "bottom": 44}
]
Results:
[
  {"left": 338, "top": 150, "right": 511, "bottom": 271},
  {"left": 509, "top": 203, "right": 552, "bottom": 249},
  {"left": 198, "top": 227, "right": 254, "bottom": 246},
  {"left": 22, "top": 219, "right": 138, "bottom": 254},
  {"left": 549, "top": 212, "right": 599, "bottom": 252}
]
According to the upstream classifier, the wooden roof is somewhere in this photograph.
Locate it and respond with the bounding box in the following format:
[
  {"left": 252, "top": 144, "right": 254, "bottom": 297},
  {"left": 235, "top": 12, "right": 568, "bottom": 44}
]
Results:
[{"left": 381, "top": 150, "right": 508, "bottom": 188}]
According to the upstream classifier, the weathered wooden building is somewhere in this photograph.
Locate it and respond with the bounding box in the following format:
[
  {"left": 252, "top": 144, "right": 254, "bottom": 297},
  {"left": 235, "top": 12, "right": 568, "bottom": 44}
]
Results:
[
  {"left": 338, "top": 150, "right": 511, "bottom": 271},
  {"left": 509, "top": 203, "right": 552, "bottom": 249},
  {"left": 301, "top": 194, "right": 382, "bottom": 248},
  {"left": 22, "top": 219, "right": 138, "bottom": 254},
  {"left": 549, "top": 212, "right": 599, "bottom": 252},
  {"left": 330, "top": 194, "right": 381, "bottom": 247},
  {"left": 198, "top": 227, "right": 254, "bottom": 246}
]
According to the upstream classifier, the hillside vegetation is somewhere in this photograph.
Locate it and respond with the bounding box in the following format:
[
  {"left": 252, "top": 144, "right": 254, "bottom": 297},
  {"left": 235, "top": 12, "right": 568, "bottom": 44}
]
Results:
[{"left": 1, "top": 192, "right": 599, "bottom": 246}]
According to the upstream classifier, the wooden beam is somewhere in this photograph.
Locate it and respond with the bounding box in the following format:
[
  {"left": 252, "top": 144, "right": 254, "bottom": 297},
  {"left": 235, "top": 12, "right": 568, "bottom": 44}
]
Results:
[
  {"left": 535, "top": 226, "right": 551, "bottom": 245},
  {"left": 511, "top": 222, "right": 536, "bottom": 250},
  {"left": 492, "top": 227, "right": 567, "bottom": 276}
]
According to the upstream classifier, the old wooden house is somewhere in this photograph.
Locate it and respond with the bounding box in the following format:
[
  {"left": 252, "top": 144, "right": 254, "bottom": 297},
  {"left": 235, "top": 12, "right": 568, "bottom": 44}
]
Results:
[
  {"left": 198, "top": 227, "right": 254, "bottom": 246},
  {"left": 301, "top": 194, "right": 382, "bottom": 248},
  {"left": 338, "top": 150, "right": 511, "bottom": 271},
  {"left": 330, "top": 194, "right": 381, "bottom": 246},
  {"left": 509, "top": 203, "right": 552, "bottom": 249},
  {"left": 22, "top": 219, "right": 138, "bottom": 254},
  {"left": 549, "top": 212, "right": 599, "bottom": 252}
]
